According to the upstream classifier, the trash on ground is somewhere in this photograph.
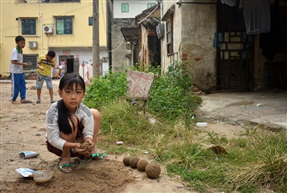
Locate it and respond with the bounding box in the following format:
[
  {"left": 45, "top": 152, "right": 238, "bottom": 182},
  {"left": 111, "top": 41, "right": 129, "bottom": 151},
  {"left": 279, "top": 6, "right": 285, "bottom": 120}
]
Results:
[
  {"left": 196, "top": 122, "right": 208, "bottom": 127},
  {"left": 116, "top": 141, "right": 123, "bottom": 145},
  {"left": 32, "top": 170, "right": 54, "bottom": 183},
  {"left": 16, "top": 168, "right": 35, "bottom": 177},
  {"left": 148, "top": 117, "right": 156, "bottom": 124},
  {"left": 210, "top": 145, "right": 228, "bottom": 155},
  {"left": 19, "top": 151, "right": 39, "bottom": 159}
]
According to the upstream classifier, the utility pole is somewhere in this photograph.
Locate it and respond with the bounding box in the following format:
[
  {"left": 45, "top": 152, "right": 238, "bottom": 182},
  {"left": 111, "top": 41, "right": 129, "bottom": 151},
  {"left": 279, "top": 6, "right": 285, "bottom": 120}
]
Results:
[{"left": 92, "top": 0, "right": 100, "bottom": 77}]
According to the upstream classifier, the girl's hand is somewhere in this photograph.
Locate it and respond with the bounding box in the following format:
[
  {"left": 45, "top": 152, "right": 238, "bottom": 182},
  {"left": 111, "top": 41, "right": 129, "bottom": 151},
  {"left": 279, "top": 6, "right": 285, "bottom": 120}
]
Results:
[
  {"left": 74, "top": 142, "right": 89, "bottom": 154},
  {"left": 74, "top": 143, "right": 81, "bottom": 149},
  {"left": 84, "top": 138, "right": 95, "bottom": 151}
]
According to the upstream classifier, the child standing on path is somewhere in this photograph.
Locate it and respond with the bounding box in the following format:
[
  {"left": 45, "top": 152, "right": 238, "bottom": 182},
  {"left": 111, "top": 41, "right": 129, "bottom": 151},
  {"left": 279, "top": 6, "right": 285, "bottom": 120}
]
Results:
[
  {"left": 10, "top": 35, "right": 32, "bottom": 104},
  {"left": 36, "top": 50, "right": 56, "bottom": 104},
  {"left": 46, "top": 73, "right": 101, "bottom": 173}
]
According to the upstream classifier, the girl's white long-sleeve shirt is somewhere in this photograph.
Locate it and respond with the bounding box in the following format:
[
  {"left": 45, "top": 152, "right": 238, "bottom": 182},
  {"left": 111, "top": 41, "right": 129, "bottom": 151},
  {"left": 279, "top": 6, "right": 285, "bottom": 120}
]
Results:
[{"left": 45, "top": 102, "right": 94, "bottom": 150}]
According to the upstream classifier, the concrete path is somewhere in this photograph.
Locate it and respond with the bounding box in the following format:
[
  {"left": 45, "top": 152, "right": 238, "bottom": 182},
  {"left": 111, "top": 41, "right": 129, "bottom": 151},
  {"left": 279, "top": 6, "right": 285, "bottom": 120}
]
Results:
[{"left": 198, "top": 91, "right": 287, "bottom": 129}]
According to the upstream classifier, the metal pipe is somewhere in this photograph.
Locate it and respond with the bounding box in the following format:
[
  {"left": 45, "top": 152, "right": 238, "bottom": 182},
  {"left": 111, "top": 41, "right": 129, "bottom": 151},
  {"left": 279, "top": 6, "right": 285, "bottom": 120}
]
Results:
[
  {"left": 176, "top": 0, "right": 217, "bottom": 5},
  {"left": 39, "top": 12, "right": 43, "bottom": 55}
]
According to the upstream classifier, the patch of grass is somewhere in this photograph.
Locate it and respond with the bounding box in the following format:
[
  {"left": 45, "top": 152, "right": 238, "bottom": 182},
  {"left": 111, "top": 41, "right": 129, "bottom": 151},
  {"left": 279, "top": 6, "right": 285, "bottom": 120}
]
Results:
[
  {"left": 83, "top": 64, "right": 287, "bottom": 192},
  {"left": 98, "top": 103, "right": 287, "bottom": 193},
  {"left": 83, "top": 71, "right": 127, "bottom": 109}
]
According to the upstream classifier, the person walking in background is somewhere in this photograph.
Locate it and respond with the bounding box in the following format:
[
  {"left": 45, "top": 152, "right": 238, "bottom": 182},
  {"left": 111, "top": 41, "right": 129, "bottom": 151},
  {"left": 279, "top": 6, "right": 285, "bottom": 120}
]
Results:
[
  {"left": 36, "top": 50, "right": 56, "bottom": 104},
  {"left": 10, "top": 35, "right": 32, "bottom": 104},
  {"left": 79, "top": 61, "right": 91, "bottom": 85}
]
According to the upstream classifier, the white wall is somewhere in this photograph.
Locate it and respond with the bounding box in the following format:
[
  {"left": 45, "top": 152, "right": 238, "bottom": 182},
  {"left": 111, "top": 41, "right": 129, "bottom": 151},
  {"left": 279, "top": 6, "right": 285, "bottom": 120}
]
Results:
[
  {"left": 160, "top": 0, "right": 179, "bottom": 73},
  {"left": 113, "top": 0, "right": 157, "bottom": 18}
]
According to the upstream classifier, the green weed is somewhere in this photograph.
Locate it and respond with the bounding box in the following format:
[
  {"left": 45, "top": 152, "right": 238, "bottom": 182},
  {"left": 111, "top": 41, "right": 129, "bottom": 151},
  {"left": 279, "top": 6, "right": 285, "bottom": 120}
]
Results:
[{"left": 83, "top": 64, "right": 287, "bottom": 193}]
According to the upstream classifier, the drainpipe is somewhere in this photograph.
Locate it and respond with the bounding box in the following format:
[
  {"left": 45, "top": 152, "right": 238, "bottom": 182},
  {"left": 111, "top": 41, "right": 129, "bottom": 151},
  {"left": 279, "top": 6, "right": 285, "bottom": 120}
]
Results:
[
  {"left": 174, "top": 51, "right": 178, "bottom": 63},
  {"left": 158, "top": 0, "right": 165, "bottom": 74},
  {"left": 39, "top": 12, "right": 43, "bottom": 55}
]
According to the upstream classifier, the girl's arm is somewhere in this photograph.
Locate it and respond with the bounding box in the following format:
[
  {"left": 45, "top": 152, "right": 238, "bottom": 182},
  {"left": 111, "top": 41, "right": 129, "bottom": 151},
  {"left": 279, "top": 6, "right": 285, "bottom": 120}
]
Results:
[
  {"left": 82, "top": 113, "right": 94, "bottom": 141},
  {"left": 46, "top": 109, "right": 67, "bottom": 151},
  {"left": 80, "top": 106, "right": 95, "bottom": 148},
  {"left": 63, "top": 141, "right": 81, "bottom": 149}
]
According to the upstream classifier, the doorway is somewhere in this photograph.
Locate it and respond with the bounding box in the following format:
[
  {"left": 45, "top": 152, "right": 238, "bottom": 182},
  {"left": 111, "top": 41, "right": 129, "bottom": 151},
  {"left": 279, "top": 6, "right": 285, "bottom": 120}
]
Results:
[
  {"left": 66, "top": 59, "right": 74, "bottom": 73},
  {"left": 216, "top": 4, "right": 254, "bottom": 91},
  {"left": 58, "top": 55, "right": 76, "bottom": 74}
]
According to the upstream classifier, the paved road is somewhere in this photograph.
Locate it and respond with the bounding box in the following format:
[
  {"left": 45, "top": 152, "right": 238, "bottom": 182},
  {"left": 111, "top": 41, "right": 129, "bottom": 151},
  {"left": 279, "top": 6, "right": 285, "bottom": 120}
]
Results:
[{"left": 198, "top": 91, "right": 287, "bottom": 129}]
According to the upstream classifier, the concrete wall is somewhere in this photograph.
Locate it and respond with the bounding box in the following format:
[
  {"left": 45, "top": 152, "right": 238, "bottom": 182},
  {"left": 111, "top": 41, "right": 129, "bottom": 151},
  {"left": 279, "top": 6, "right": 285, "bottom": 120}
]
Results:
[
  {"left": 180, "top": 4, "right": 217, "bottom": 90},
  {"left": 161, "top": 1, "right": 217, "bottom": 90},
  {"left": 160, "top": 1, "right": 179, "bottom": 73},
  {"left": 0, "top": 0, "right": 107, "bottom": 75},
  {"left": 111, "top": 18, "right": 134, "bottom": 72}
]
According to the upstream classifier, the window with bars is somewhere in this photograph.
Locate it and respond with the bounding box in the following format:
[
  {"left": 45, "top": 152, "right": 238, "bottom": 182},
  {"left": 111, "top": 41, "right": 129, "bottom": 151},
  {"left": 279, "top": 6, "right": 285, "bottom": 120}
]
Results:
[
  {"left": 23, "top": 54, "right": 38, "bottom": 71},
  {"left": 21, "top": 19, "right": 36, "bottom": 35},
  {"left": 121, "top": 3, "right": 129, "bottom": 13},
  {"left": 56, "top": 17, "right": 73, "bottom": 35},
  {"left": 166, "top": 16, "right": 173, "bottom": 55}
]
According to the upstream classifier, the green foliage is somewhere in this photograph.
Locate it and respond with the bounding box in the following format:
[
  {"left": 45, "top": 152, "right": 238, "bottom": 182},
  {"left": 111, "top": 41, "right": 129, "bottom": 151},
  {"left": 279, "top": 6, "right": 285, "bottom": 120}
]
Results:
[
  {"left": 83, "top": 62, "right": 201, "bottom": 125},
  {"left": 148, "top": 62, "right": 201, "bottom": 124},
  {"left": 227, "top": 131, "right": 287, "bottom": 192},
  {"left": 99, "top": 100, "right": 160, "bottom": 146},
  {"left": 96, "top": 95, "right": 287, "bottom": 193},
  {"left": 83, "top": 71, "right": 127, "bottom": 109},
  {"left": 83, "top": 64, "right": 287, "bottom": 193}
]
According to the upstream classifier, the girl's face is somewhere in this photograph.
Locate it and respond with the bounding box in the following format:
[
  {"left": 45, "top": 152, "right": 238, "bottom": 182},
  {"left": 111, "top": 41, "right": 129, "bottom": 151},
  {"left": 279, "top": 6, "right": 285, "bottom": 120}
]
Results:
[
  {"left": 58, "top": 83, "right": 85, "bottom": 113},
  {"left": 16, "top": 40, "right": 26, "bottom": 49}
]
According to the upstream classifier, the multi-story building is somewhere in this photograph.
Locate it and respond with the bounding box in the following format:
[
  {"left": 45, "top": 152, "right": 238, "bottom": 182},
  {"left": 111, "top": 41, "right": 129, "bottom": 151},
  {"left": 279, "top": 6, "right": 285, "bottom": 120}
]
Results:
[
  {"left": 0, "top": 0, "right": 108, "bottom": 77},
  {"left": 110, "top": 0, "right": 157, "bottom": 72}
]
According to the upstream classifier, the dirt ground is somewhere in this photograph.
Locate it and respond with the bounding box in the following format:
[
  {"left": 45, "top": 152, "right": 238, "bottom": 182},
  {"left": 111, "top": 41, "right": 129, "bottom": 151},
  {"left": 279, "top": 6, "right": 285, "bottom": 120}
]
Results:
[
  {"left": 1, "top": 79, "right": 262, "bottom": 193},
  {"left": 0, "top": 80, "right": 204, "bottom": 193}
]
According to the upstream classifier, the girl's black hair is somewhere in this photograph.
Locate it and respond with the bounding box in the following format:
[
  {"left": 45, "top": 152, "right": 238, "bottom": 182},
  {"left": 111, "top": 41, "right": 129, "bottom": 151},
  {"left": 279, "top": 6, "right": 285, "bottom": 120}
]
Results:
[{"left": 57, "top": 73, "right": 86, "bottom": 135}]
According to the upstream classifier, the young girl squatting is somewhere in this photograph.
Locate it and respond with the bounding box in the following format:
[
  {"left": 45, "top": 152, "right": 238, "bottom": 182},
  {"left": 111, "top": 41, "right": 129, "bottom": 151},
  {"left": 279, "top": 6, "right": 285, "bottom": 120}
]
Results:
[{"left": 46, "top": 73, "right": 100, "bottom": 173}]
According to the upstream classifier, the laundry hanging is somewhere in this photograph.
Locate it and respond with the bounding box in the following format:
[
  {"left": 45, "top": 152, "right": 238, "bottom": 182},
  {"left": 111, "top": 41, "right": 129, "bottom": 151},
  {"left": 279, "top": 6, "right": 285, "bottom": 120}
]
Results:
[
  {"left": 239, "top": 0, "right": 271, "bottom": 34},
  {"left": 220, "top": 0, "right": 237, "bottom": 6}
]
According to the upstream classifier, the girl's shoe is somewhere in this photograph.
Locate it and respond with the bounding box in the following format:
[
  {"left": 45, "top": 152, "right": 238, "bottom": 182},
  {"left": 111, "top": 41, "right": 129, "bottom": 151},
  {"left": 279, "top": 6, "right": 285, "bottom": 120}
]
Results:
[
  {"left": 90, "top": 153, "right": 109, "bottom": 161},
  {"left": 58, "top": 157, "right": 80, "bottom": 173},
  {"left": 58, "top": 162, "right": 72, "bottom": 173}
]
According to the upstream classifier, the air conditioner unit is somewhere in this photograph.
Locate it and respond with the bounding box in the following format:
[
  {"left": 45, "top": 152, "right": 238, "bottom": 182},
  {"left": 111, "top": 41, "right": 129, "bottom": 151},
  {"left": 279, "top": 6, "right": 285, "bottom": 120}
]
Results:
[
  {"left": 44, "top": 25, "right": 53, "bottom": 33},
  {"left": 28, "top": 41, "right": 38, "bottom": 49},
  {"left": 156, "top": 23, "right": 165, "bottom": 39}
]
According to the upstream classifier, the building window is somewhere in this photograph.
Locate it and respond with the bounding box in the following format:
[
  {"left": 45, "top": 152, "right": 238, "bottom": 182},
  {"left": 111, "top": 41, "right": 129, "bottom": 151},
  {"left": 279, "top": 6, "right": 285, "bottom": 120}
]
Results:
[
  {"left": 147, "top": 3, "right": 155, "bottom": 8},
  {"left": 89, "top": 17, "right": 93, "bottom": 26},
  {"left": 166, "top": 16, "right": 173, "bottom": 55},
  {"left": 121, "top": 3, "right": 129, "bottom": 13},
  {"left": 23, "top": 54, "right": 38, "bottom": 71},
  {"left": 21, "top": 19, "right": 36, "bottom": 35},
  {"left": 56, "top": 17, "right": 73, "bottom": 35}
]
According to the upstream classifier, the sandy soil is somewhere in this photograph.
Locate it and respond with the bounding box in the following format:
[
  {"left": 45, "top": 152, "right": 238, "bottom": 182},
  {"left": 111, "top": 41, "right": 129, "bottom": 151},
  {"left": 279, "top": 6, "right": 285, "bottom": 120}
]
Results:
[{"left": 0, "top": 80, "right": 197, "bottom": 193}]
